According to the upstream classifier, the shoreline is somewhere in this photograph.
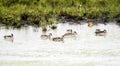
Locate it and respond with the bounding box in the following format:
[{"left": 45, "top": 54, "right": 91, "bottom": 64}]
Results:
[{"left": 0, "top": 17, "right": 119, "bottom": 29}]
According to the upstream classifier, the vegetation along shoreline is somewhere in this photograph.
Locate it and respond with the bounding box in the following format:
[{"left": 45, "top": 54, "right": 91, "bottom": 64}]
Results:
[{"left": 0, "top": 0, "right": 120, "bottom": 28}]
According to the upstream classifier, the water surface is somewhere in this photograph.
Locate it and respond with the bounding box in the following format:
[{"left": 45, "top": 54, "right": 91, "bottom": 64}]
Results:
[{"left": 0, "top": 23, "right": 120, "bottom": 66}]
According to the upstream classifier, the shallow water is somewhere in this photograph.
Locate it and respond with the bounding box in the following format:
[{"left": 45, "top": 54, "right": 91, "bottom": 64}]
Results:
[{"left": 0, "top": 23, "right": 120, "bottom": 66}]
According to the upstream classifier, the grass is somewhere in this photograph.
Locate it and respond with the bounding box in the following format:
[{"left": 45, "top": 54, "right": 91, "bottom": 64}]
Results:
[{"left": 0, "top": 0, "right": 120, "bottom": 27}]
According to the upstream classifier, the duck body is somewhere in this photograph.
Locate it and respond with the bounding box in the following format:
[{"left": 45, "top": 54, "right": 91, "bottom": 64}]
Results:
[
  {"left": 40, "top": 33, "right": 52, "bottom": 40},
  {"left": 63, "top": 31, "right": 77, "bottom": 38},
  {"left": 52, "top": 36, "right": 64, "bottom": 43},
  {"left": 66, "top": 29, "right": 72, "bottom": 33},
  {"left": 40, "top": 35, "right": 49, "bottom": 39},
  {"left": 4, "top": 34, "right": 14, "bottom": 42},
  {"left": 95, "top": 29, "right": 107, "bottom": 36}
]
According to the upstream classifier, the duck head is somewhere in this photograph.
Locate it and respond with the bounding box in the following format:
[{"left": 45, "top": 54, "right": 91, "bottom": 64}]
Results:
[
  {"left": 61, "top": 35, "right": 64, "bottom": 43},
  {"left": 103, "top": 30, "right": 107, "bottom": 33},
  {"left": 11, "top": 34, "right": 13, "bottom": 37},
  {"left": 48, "top": 33, "right": 52, "bottom": 39},
  {"left": 49, "top": 33, "right": 52, "bottom": 36},
  {"left": 73, "top": 31, "right": 77, "bottom": 35},
  {"left": 96, "top": 29, "right": 100, "bottom": 32}
]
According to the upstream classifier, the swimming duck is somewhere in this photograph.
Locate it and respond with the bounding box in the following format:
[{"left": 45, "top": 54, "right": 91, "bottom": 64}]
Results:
[
  {"left": 52, "top": 35, "right": 64, "bottom": 43},
  {"left": 88, "top": 22, "right": 94, "bottom": 27},
  {"left": 66, "top": 29, "right": 72, "bottom": 33},
  {"left": 95, "top": 29, "right": 107, "bottom": 36},
  {"left": 4, "top": 34, "right": 14, "bottom": 42},
  {"left": 63, "top": 31, "right": 77, "bottom": 38},
  {"left": 40, "top": 33, "right": 52, "bottom": 40}
]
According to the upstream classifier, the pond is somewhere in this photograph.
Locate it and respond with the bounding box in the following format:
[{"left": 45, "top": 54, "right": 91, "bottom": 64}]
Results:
[{"left": 0, "top": 23, "right": 120, "bottom": 66}]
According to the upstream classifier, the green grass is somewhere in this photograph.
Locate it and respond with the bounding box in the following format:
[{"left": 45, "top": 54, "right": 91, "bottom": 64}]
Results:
[{"left": 0, "top": 0, "right": 120, "bottom": 27}]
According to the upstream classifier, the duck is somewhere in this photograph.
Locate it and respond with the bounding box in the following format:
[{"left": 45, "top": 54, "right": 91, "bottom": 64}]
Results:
[
  {"left": 63, "top": 31, "right": 77, "bottom": 38},
  {"left": 88, "top": 22, "right": 94, "bottom": 27},
  {"left": 4, "top": 34, "right": 14, "bottom": 42},
  {"left": 40, "top": 33, "right": 52, "bottom": 40},
  {"left": 66, "top": 29, "right": 72, "bottom": 33},
  {"left": 95, "top": 29, "right": 107, "bottom": 36},
  {"left": 52, "top": 35, "right": 64, "bottom": 43}
]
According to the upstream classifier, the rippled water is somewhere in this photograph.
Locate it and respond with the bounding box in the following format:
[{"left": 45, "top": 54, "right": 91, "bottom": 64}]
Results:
[{"left": 0, "top": 23, "right": 120, "bottom": 66}]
